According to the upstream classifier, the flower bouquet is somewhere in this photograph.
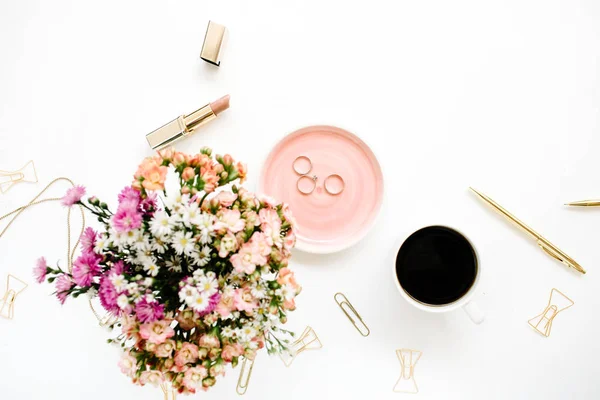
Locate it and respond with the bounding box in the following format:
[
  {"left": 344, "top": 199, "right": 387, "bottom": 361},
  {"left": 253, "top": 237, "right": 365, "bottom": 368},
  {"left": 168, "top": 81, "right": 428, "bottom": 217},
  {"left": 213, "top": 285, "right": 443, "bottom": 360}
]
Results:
[{"left": 34, "top": 147, "right": 300, "bottom": 394}]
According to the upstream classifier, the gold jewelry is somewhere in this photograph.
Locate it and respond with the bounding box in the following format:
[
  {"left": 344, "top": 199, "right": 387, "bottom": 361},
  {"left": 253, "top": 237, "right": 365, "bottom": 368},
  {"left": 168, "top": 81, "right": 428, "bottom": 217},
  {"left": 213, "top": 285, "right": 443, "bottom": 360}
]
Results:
[
  {"left": 324, "top": 174, "right": 345, "bottom": 195},
  {"left": 292, "top": 155, "right": 312, "bottom": 175},
  {"left": 297, "top": 175, "right": 318, "bottom": 195}
]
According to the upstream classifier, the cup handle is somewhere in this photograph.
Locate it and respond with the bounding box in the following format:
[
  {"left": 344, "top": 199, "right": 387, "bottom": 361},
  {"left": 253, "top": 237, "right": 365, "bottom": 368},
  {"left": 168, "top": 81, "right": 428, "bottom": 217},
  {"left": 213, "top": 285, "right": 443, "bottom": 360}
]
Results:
[{"left": 462, "top": 301, "right": 485, "bottom": 324}]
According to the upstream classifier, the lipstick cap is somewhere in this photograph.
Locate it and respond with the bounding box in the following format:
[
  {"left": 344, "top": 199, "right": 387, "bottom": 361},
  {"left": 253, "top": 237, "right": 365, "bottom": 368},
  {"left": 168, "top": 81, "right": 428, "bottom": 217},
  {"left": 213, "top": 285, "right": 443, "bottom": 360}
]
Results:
[{"left": 200, "top": 21, "right": 227, "bottom": 66}]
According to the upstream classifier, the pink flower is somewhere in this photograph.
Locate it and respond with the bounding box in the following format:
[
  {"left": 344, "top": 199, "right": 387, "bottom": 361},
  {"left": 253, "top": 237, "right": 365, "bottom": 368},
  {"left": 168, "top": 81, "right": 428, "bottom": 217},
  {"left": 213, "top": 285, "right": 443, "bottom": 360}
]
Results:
[
  {"left": 182, "top": 167, "right": 196, "bottom": 182},
  {"left": 284, "top": 231, "right": 296, "bottom": 251},
  {"left": 61, "top": 185, "right": 86, "bottom": 207},
  {"left": 216, "top": 209, "right": 245, "bottom": 233},
  {"left": 139, "top": 320, "right": 175, "bottom": 344},
  {"left": 174, "top": 342, "right": 199, "bottom": 367},
  {"left": 283, "top": 298, "right": 296, "bottom": 310},
  {"left": 33, "top": 257, "right": 48, "bottom": 284},
  {"left": 259, "top": 195, "right": 278, "bottom": 208},
  {"left": 230, "top": 241, "right": 266, "bottom": 274},
  {"left": 250, "top": 232, "right": 272, "bottom": 257},
  {"left": 55, "top": 275, "right": 74, "bottom": 304},
  {"left": 183, "top": 366, "right": 208, "bottom": 391},
  {"left": 215, "top": 191, "right": 237, "bottom": 207},
  {"left": 118, "top": 186, "right": 141, "bottom": 205},
  {"left": 134, "top": 157, "right": 168, "bottom": 191},
  {"left": 216, "top": 294, "right": 234, "bottom": 318},
  {"left": 198, "top": 333, "right": 221, "bottom": 349},
  {"left": 72, "top": 252, "right": 101, "bottom": 287},
  {"left": 80, "top": 227, "right": 97, "bottom": 254},
  {"left": 118, "top": 352, "right": 137, "bottom": 377},
  {"left": 155, "top": 340, "right": 176, "bottom": 358},
  {"left": 218, "top": 231, "right": 238, "bottom": 258},
  {"left": 233, "top": 287, "right": 258, "bottom": 313},
  {"left": 98, "top": 274, "right": 119, "bottom": 314},
  {"left": 259, "top": 208, "right": 283, "bottom": 248},
  {"left": 221, "top": 343, "right": 244, "bottom": 362},
  {"left": 277, "top": 267, "right": 300, "bottom": 292},
  {"left": 139, "top": 370, "right": 163, "bottom": 387},
  {"left": 201, "top": 168, "right": 219, "bottom": 193},
  {"left": 112, "top": 205, "right": 142, "bottom": 233},
  {"left": 176, "top": 309, "right": 200, "bottom": 331},
  {"left": 135, "top": 298, "right": 165, "bottom": 323},
  {"left": 237, "top": 162, "right": 248, "bottom": 183}
]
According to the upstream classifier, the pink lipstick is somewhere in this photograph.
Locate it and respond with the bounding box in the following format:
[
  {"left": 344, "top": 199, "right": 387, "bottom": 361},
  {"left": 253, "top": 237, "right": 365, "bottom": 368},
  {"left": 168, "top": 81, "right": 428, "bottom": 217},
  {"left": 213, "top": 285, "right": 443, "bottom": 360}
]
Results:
[{"left": 146, "top": 95, "right": 230, "bottom": 150}]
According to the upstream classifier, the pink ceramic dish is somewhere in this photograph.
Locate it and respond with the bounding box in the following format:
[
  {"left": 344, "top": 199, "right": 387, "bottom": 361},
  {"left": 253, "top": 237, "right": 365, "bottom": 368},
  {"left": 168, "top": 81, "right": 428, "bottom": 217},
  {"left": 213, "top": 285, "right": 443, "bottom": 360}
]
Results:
[{"left": 258, "top": 125, "right": 384, "bottom": 254}]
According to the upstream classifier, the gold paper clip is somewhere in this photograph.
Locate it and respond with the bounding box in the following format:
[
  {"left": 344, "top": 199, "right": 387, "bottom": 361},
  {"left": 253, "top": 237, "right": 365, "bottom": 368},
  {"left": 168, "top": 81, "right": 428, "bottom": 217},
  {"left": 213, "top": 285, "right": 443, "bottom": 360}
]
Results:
[
  {"left": 334, "top": 292, "right": 370, "bottom": 336},
  {"left": 279, "top": 326, "right": 323, "bottom": 367},
  {"left": 393, "top": 349, "right": 422, "bottom": 394},
  {"left": 160, "top": 381, "right": 176, "bottom": 400},
  {"left": 0, "top": 160, "right": 38, "bottom": 194},
  {"left": 0, "top": 274, "right": 28, "bottom": 320},
  {"left": 236, "top": 356, "right": 255, "bottom": 395},
  {"left": 528, "top": 288, "right": 574, "bottom": 337}
]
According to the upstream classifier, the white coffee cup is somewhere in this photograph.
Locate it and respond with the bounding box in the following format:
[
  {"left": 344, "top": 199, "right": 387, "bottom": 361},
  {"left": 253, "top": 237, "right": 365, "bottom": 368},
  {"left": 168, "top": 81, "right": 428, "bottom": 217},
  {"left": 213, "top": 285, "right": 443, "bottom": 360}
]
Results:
[{"left": 393, "top": 225, "right": 485, "bottom": 324}]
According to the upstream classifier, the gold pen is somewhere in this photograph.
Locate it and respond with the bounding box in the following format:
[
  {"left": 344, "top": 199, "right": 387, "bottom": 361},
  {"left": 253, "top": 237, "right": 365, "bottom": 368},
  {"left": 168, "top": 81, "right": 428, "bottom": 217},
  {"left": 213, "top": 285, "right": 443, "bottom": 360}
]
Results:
[
  {"left": 565, "top": 199, "right": 600, "bottom": 207},
  {"left": 470, "top": 188, "right": 586, "bottom": 274}
]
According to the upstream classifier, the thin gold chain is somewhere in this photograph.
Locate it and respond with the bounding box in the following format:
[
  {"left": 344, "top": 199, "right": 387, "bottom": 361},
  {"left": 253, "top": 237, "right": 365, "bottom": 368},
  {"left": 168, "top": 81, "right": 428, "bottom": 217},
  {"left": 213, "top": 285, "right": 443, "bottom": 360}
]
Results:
[{"left": 0, "top": 177, "right": 85, "bottom": 273}]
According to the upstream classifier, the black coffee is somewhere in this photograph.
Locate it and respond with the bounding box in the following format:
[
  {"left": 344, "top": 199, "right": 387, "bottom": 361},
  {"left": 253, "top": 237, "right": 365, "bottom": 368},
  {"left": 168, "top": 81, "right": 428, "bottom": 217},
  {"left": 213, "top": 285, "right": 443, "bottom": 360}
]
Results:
[{"left": 395, "top": 226, "right": 477, "bottom": 306}]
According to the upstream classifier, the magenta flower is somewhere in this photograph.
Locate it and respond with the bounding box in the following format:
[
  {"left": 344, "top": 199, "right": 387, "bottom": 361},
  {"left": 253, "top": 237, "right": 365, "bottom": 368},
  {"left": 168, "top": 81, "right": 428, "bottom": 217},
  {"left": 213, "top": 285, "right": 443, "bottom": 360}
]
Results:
[
  {"left": 135, "top": 298, "right": 165, "bottom": 323},
  {"left": 98, "top": 275, "right": 119, "bottom": 314},
  {"left": 72, "top": 252, "right": 101, "bottom": 287},
  {"left": 140, "top": 192, "right": 158, "bottom": 216},
  {"left": 61, "top": 185, "right": 86, "bottom": 207},
  {"left": 33, "top": 257, "right": 48, "bottom": 284},
  {"left": 118, "top": 186, "right": 141, "bottom": 205},
  {"left": 112, "top": 206, "right": 143, "bottom": 233},
  {"left": 80, "top": 227, "right": 97, "bottom": 253},
  {"left": 55, "top": 275, "right": 74, "bottom": 304}
]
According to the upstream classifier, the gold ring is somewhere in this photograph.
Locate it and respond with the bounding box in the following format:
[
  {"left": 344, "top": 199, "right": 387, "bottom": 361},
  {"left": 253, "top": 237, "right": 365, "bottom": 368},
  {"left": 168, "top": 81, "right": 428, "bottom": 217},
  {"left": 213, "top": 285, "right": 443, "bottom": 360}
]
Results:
[
  {"left": 292, "top": 155, "right": 312, "bottom": 175},
  {"left": 297, "top": 175, "right": 317, "bottom": 195},
  {"left": 324, "top": 174, "right": 344, "bottom": 195}
]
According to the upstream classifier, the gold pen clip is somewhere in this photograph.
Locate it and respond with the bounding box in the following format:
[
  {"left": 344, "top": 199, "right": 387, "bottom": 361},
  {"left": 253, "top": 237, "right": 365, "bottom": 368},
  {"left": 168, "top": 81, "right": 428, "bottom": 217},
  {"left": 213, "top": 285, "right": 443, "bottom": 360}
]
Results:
[
  {"left": 536, "top": 240, "right": 585, "bottom": 273},
  {"left": 528, "top": 288, "right": 574, "bottom": 337},
  {"left": 0, "top": 274, "right": 28, "bottom": 320},
  {"left": 334, "top": 292, "right": 370, "bottom": 337},
  {"left": 236, "top": 356, "right": 255, "bottom": 395},
  {"left": 279, "top": 326, "right": 323, "bottom": 367},
  {"left": 393, "top": 349, "right": 422, "bottom": 394}
]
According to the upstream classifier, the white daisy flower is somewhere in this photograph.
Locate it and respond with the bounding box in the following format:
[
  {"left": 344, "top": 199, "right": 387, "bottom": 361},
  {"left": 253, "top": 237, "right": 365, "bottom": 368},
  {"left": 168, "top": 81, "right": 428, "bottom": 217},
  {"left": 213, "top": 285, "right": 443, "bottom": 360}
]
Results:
[
  {"left": 179, "top": 284, "right": 197, "bottom": 304},
  {"left": 143, "top": 261, "right": 160, "bottom": 277},
  {"left": 193, "top": 245, "right": 211, "bottom": 267},
  {"left": 150, "top": 210, "right": 176, "bottom": 237},
  {"left": 221, "top": 326, "right": 234, "bottom": 338},
  {"left": 172, "top": 231, "right": 195, "bottom": 256},
  {"left": 143, "top": 277, "right": 154, "bottom": 287},
  {"left": 239, "top": 325, "right": 257, "bottom": 341},
  {"left": 117, "top": 294, "right": 130, "bottom": 310},
  {"left": 164, "top": 192, "right": 190, "bottom": 214},
  {"left": 190, "top": 291, "right": 211, "bottom": 313},
  {"left": 151, "top": 237, "right": 168, "bottom": 254},
  {"left": 181, "top": 202, "right": 202, "bottom": 227},
  {"left": 126, "top": 282, "right": 139, "bottom": 296},
  {"left": 166, "top": 257, "right": 183, "bottom": 273},
  {"left": 198, "top": 273, "right": 218, "bottom": 296},
  {"left": 110, "top": 274, "right": 128, "bottom": 292},
  {"left": 251, "top": 285, "right": 267, "bottom": 299}
]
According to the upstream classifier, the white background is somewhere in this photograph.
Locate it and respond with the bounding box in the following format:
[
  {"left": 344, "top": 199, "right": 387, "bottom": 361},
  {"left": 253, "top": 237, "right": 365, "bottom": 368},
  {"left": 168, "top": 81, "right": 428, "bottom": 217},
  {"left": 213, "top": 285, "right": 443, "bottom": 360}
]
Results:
[{"left": 1, "top": 0, "right": 599, "bottom": 399}]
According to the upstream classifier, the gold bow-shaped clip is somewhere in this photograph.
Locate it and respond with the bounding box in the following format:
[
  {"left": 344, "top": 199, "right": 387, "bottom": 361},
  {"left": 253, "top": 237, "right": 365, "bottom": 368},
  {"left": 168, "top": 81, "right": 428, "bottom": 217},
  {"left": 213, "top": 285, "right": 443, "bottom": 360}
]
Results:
[
  {"left": 0, "top": 274, "right": 28, "bottom": 320},
  {"left": 528, "top": 288, "right": 574, "bottom": 337},
  {"left": 279, "top": 326, "right": 323, "bottom": 367},
  {"left": 393, "top": 349, "right": 422, "bottom": 394},
  {"left": 0, "top": 160, "right": 38, "bottom": 194}
]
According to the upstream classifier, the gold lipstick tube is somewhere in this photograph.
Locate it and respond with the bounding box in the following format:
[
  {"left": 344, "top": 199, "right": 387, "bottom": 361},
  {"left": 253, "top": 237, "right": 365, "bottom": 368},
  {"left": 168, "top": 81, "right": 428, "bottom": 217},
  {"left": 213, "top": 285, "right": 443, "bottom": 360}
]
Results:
[{"left": 146, "top": 105, "right": 216, "bottom": 150}]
